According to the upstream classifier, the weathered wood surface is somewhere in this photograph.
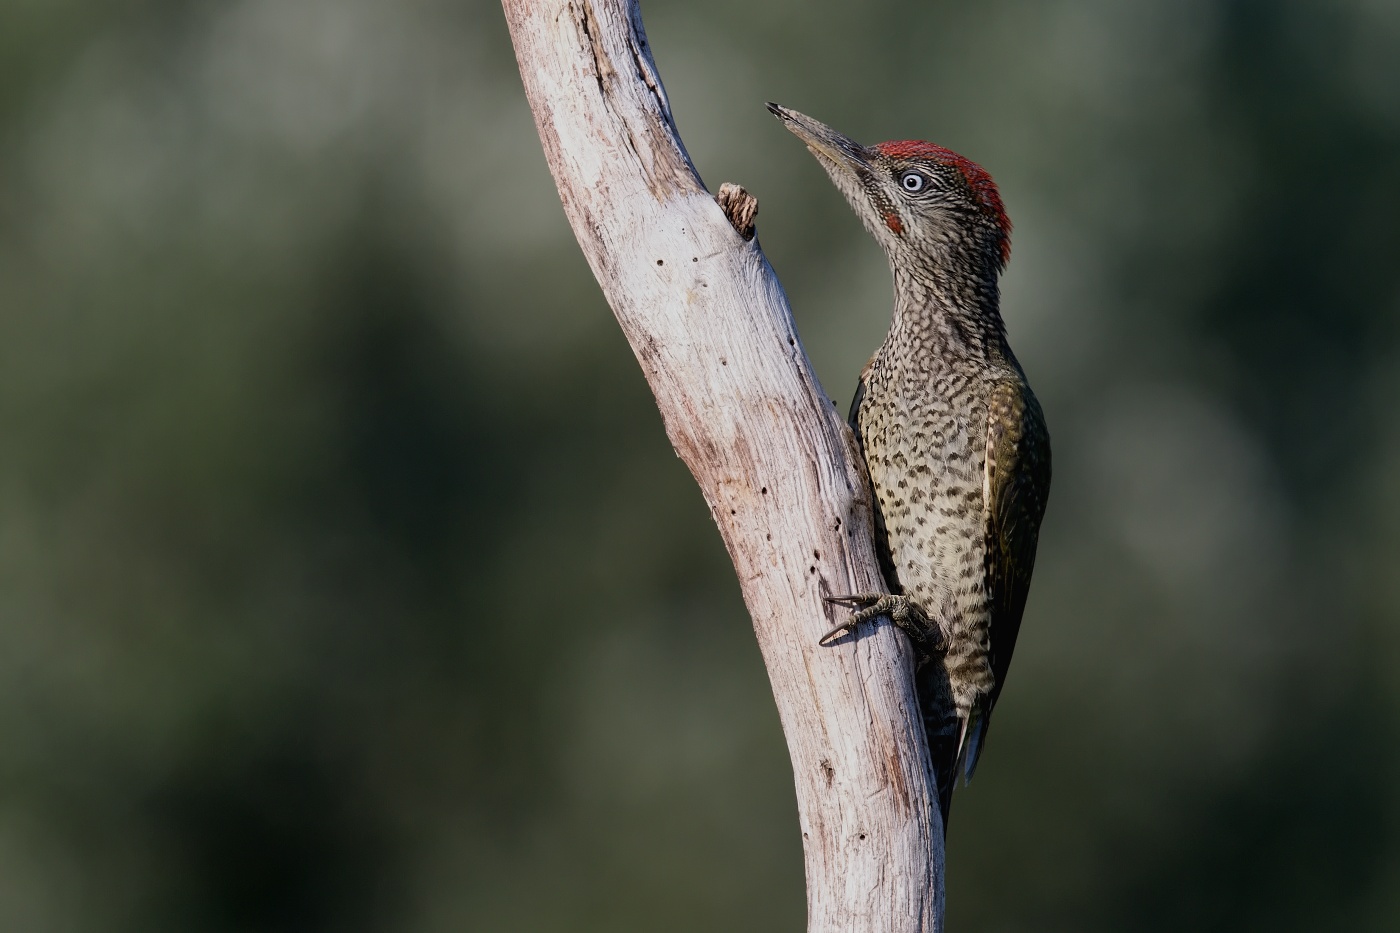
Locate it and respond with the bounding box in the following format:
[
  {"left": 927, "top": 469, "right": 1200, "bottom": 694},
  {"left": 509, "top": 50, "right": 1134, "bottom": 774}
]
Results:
[{"left": 501, "top": 1, "right": 944, "bottom": 929}]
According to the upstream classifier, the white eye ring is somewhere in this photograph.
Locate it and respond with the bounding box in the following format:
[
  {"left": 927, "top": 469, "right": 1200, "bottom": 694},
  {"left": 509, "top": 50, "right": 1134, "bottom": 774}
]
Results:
[{"left": 900, "top": 172, "right": 926, "bottom": 192}]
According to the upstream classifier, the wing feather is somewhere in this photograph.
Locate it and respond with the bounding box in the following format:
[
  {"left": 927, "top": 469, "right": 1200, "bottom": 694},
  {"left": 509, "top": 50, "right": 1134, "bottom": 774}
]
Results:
[
  {"left": 984, "top": 380, "right": 1051, "bottom": 705},
  {"left": 965, "top": 380, "right": 1051, "bottom": 775}
]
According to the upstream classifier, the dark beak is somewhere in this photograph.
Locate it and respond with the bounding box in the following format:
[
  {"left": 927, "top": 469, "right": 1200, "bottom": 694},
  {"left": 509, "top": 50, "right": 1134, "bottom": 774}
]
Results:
[{"left": 766, "top": 103, "right": 871, "bottom": 177}]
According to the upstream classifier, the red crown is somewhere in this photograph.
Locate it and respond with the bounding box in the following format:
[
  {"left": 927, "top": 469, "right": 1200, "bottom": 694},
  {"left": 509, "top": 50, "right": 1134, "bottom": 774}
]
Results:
[{"left": 873, "top": 140, "right": 1011, "bottom": 266}]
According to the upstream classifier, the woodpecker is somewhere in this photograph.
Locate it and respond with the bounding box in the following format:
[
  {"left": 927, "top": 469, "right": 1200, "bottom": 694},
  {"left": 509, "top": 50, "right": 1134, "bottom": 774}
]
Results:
[{"left": 769, "top": 104, "right": 1051, "bottom": 829}]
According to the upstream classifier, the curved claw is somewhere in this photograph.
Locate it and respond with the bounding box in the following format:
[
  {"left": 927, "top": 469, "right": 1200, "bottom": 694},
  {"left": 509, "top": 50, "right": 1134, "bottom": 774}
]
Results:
[
  {"left": 823, "top": 593, "right": 882, "bottom": 607},
  {"left": 819, "top": 593, "right": 948, "bottom": 653},
  {"left": 820, "top": 593, "right": 885, "bottom": 644},
  {"left": 819, "top": 618, "right": 856, "bottom": 644}
]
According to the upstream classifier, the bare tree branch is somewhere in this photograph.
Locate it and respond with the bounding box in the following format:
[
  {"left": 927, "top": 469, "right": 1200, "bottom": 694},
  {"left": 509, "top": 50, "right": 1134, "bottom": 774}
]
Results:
[{"left": 502, "top": 1, "right": 944, "bottom": 929}]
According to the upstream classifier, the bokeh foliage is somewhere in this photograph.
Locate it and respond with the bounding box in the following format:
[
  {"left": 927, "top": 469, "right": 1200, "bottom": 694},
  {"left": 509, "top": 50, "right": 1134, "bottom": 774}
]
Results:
[{"left": 2, "top": 0, "right": 1399, "bottom": 930}]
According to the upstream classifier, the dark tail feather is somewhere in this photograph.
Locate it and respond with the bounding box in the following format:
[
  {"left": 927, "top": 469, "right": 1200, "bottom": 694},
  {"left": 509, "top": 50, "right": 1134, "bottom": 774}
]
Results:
[
  {"left": 932, "top": 710, "right": 993, "bottom": 836},
  {"left": 916, "top": 663, "right": 962, "bottom": 836},
  {"left": 955, "top": 707, "right": 989, "bottom": 785},
  {"left": 928, "top": 726, "right": 961, "bottom": 837},
  {"left": 936, "top": 767, "right": 954, "bottom": 837}
]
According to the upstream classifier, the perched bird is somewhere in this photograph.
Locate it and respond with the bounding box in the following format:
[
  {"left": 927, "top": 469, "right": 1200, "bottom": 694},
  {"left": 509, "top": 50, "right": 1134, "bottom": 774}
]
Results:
[{"left": 769, "top": 104, "right": 1051, "bottom": 829}]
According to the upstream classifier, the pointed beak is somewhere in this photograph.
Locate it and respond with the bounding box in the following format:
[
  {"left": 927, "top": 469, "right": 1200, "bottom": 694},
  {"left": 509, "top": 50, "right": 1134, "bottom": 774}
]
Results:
[{"left": 766, "top": 103, "right": 871, "bottom": 177}]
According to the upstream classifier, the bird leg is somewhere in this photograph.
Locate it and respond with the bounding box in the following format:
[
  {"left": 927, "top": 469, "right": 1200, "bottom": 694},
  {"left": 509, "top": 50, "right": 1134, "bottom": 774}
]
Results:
[{"left": 821, "top": 593, "right": 948, "bottom": 653}]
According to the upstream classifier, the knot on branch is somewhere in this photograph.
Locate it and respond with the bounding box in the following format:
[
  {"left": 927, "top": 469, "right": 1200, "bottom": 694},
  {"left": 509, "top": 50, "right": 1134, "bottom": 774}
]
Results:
[{"left": 717, "top": 183, "right": 758, "bottom": 240}]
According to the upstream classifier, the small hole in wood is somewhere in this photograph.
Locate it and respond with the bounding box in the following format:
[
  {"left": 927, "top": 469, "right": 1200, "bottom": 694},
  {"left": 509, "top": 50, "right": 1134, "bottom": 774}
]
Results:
[{"left": 656, "top": 259, "right": 663, "bottom": 265}]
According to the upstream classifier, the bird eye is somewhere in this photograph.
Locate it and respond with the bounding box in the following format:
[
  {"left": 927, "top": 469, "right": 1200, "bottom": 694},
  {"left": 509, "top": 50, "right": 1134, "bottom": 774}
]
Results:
[{"left": 900, "top": 172, "right": 926, "bottom": 192}]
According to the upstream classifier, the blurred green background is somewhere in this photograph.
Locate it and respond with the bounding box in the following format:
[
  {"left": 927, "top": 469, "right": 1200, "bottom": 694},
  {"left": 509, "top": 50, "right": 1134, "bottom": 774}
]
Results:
[{"left": 3, "top": 0, "right": 1399, "bottom": 930}]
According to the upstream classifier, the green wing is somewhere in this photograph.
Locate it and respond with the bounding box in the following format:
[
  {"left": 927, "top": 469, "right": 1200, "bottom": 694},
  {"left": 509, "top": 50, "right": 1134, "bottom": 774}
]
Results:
[{"left": 983, "top": 380, "right": 1052, "bottom": 712}]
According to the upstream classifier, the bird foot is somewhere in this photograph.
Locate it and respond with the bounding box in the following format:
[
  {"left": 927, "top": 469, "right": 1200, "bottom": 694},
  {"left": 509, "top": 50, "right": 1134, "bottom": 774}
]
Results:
[{"left": 821, "top": 593, "right": 947, "bottom": 653}]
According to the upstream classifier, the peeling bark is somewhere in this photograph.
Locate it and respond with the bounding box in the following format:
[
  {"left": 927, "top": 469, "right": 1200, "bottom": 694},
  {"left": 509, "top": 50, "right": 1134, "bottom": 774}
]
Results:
[{"left": 716, "top": 183, "right": 758, "bottom": 240}]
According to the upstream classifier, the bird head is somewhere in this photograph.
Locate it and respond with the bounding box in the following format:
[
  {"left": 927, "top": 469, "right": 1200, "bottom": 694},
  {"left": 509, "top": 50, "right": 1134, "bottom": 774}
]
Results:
[{"left": 768, "top": 103, "right": 1011, "bottom": 276}]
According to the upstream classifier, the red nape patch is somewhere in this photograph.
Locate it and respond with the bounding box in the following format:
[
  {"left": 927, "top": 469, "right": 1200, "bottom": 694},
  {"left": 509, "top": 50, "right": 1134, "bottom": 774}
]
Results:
[
  {"left": 874, "top": 139, "right": 1012, "bottom": 265},
  {"left": 884, "top": 212, "right": 904, "bottom": 234}
]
